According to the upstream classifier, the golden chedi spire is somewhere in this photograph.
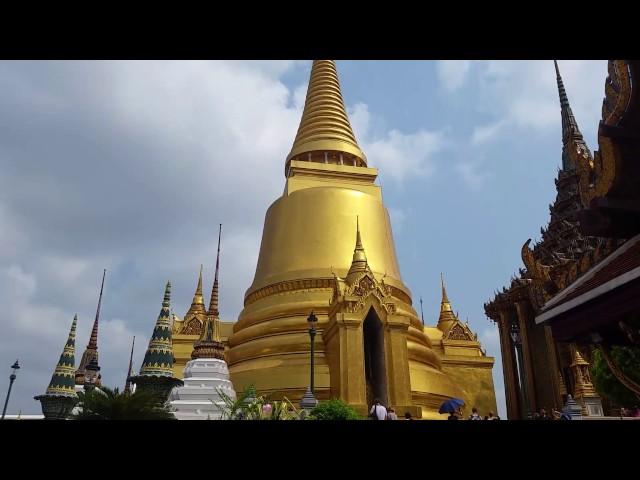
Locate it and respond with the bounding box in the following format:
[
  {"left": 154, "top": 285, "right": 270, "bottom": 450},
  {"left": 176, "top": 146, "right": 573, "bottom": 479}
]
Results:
[
  {"left": 192, "top": 224, "right": 225, "bottom": 360},
  {"left": 231, "top": 60, "right": 469, "bottom": 419},
  {"left": 437, "top": 273, "right": 458, "bottom": 333},
  {"left": 285, "top": 60, "right": 367, "bottom": 174}
]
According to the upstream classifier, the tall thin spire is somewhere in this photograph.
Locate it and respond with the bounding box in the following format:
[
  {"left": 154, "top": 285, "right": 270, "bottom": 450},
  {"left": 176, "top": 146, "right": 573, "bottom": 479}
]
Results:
[
  {"left": 124, "top": 335, "right": 135, "bottom": 395},
  {"left": 193, "top": 225, "right": 225, "bottom": 360},
  {"left": 89, "top": 269, "right": 105, "bottom": 349},
  {"left": 554, "top": 60, "right": 590, "bottom": 169},
  {"left": 208, "top": 224, "right": 222, "bottom": 318},
  {"left": 75, "top": 269, "right": 105, "bottom": 386},
  {"left": 419, "top": 297, "right": 424, "bottom": 325},
  {"left": 286, "top": 60, "right": 367, "bottom": 173},
  {"left": 441, "top": 272, "right": 450, "bottom": 305}
]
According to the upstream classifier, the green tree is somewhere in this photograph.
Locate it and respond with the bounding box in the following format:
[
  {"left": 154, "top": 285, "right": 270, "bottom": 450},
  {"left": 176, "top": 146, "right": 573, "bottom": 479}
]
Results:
[
  {"left": 73, "top": 386, "right": 176, "bottom": 420},
  {"left": 591, "top": 346, "right": 640, "bottom": 408},
  {"left": 309, "top": 399, "right": 361, "bottom": 420}
]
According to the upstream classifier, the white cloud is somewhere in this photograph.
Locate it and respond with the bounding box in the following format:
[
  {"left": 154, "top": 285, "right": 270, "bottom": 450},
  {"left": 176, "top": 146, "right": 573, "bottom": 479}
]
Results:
[
  {"left": 350, "top": 103, "right": 445, "bottom": 183},
  {"left": 437, "top": 61, "right": 472, "bottom": 92},
  {"left": 456, "top": 160, "right": 490, "bottom": 190},
  {"left": 471, "top": 60, "right": 608, "bottom": 146},
  {"left": 471, "top": 120, "right": 505, "bottom": 145},
  {"left": 388, "top": 207, "right": 407, "bottom": 234},
  {"left": 0, "top": 60, "right": 449, "bottom": 414}
]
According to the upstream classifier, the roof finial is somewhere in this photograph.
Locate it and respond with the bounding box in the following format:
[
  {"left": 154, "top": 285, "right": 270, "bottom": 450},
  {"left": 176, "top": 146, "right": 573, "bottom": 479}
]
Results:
[
  {"left": 441, "top": 272, "right": 450, "bottom": 304},
  {"left": 286, "top": 60, "right": 367, "bottom": 174},
  {"left": 554, "top": 60, "right": 590, "bottom": 169},
  {"left": 419, "top": 296, "right": 424, "bottom": 325}
]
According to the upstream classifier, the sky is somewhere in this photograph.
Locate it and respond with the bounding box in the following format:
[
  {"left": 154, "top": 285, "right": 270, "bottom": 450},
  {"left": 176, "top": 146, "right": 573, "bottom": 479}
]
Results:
[{"left": 0, "top": 60, "right": 608, "bottom": 417}]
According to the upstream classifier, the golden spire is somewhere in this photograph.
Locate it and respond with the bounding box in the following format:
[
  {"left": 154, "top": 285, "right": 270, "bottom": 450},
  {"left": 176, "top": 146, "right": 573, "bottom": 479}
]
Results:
[
  {"left": 437, "top": 273, "right": 458, "bottom": 332},
  {"left": 193, "top": 224, "right": 225, "bottom": 360},
  {"left": 346, "top": 216, "right": 370, "bottom": 282},
  {"left": 187, "top": 265, "right": 206, "bottom": 315},
  {"left": 286, "top": 60, "right": 367, "bottom": 173}
]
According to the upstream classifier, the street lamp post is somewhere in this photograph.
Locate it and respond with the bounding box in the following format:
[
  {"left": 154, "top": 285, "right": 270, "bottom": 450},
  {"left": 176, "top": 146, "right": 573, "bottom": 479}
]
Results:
[
  {"left": 510, "top": 325, "right": 530, "bottom": 419},
  {"left": 2, "top": 360, "right": 20, "bottom": 420},
  {"left": 300, "top": 311, "right": 319, "bottom": 411}
]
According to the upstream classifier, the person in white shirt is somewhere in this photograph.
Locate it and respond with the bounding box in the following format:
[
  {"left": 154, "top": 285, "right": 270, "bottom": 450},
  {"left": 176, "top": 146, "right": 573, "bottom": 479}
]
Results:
[
  {"left": 369, "top": 399, "right": 388, "bottom": 420},
  {"left": 468, "top": 407, "right": 482, "bottom": 420}
]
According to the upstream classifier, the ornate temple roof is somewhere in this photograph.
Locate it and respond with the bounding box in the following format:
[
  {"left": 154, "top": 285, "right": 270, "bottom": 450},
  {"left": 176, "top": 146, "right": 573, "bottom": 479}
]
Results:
[
  {"left": 286, "top": 60, "right": 367, "bottom": 172},
  {"left": 485, "top": 61, "right": 603, "bottom": 317}
]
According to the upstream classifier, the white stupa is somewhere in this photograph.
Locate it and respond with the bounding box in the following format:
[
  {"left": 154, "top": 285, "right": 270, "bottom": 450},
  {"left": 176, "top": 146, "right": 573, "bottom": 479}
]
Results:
[
  {"left": 170, "top": 356, "right": 236, "bottom": 420},
  {"left": 169, "top": 224, "right": 236, "bottom": 420}
]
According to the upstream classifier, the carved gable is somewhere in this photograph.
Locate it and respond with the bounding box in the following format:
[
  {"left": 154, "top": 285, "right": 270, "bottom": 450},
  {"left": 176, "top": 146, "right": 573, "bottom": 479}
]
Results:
[{"left": 181, "top": 317, "right": 203, "bottom": 335}]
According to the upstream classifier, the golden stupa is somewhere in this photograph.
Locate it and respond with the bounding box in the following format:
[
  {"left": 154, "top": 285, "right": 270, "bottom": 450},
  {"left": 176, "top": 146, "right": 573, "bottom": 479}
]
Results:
[{"left": 213, "top": 60, "right": 498, "bottom": 418}]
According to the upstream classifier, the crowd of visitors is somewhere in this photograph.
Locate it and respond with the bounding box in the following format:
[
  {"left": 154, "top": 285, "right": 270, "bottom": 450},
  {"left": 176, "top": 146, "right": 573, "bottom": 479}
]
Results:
[
  {"left": 369, "top": 398, "right": 640, "bottom": 420},
  {"left": 368, "top": 399, "right": 502, "bottom": 420}
]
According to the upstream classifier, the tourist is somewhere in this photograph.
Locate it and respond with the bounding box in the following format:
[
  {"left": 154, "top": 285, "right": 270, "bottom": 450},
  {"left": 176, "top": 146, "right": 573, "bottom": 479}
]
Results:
[
  {"left": 538, "top": 407, "right": 552, "bottom": 420},
  {"left": 447, "top": 410, "right": 459, "bottom": 420},
  {"left": 404, "top": 412, "right": 413, "bottom": 420},
  {"left": 386, "top": 407, "right": 398, "bottom": 420},
  {"left": 468, "top": 407, "right": 482, "bottom": 420},
  {"left": 369, "top": 399, "right": 387, "bottom": 420},
  {"left": 487, "top": 411, "right": 498, "bottom": 420}
]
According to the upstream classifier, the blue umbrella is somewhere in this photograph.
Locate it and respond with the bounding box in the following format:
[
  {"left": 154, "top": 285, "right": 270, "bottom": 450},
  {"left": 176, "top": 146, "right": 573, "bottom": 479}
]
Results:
[{"left": 439, "top": 398, "right": 465, "bottom": 414}]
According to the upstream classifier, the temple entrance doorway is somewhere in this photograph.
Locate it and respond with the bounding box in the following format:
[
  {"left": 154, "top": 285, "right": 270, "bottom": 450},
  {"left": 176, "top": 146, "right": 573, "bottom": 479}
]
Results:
[{"left": 363, "top": 307, "right": 388, "bottom": 408}]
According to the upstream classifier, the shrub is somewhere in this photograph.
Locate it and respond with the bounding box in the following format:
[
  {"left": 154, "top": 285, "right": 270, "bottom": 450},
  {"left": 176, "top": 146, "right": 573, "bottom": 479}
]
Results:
[{"left": 309, "top": 399, "right": 361, "bottom": 420}]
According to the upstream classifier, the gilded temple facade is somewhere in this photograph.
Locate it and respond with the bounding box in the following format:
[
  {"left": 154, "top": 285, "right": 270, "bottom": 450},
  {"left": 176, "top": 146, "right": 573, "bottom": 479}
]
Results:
[
  {"left": 170, "top": 60, "right": 496, "bottom": 418},
  {"left": 484, "top": 62, "right": 616, "bottom": 419}
]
